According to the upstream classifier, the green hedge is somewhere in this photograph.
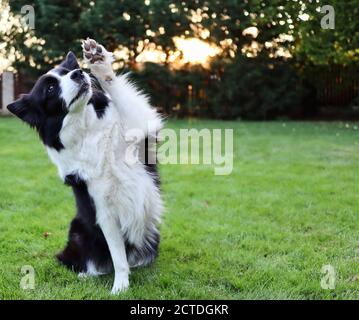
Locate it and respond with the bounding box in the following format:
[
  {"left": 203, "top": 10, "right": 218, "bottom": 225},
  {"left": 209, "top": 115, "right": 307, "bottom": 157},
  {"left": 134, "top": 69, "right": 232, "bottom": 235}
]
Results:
[{"left": 132, "top": 58, "right": 308, "bottom": 120}]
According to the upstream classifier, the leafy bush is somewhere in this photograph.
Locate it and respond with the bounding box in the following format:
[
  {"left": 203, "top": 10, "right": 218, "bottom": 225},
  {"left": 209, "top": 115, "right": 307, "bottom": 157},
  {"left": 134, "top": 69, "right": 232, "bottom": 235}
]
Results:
[
  {"left": 206, "top": 57, "right": 306, "bottom": 120},
  {"left": 132, "top": 63, "right": 208, "bottom": 118},
  {"left": 133, "top": 58, "right": 306, "bottom": 120}
]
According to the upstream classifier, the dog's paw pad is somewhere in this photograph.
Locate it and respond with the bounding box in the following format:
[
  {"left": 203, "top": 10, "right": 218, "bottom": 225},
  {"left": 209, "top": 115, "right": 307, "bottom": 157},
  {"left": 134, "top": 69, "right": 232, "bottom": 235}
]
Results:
[{"left": 82, "top": 38, "right": 110, "bottom": 65}]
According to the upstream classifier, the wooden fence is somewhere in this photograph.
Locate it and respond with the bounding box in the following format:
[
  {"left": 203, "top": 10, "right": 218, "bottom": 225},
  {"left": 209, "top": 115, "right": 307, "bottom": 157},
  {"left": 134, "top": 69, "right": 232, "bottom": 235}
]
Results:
[{"left": 307, "top": 65, "right": 359, "bottom": 107}]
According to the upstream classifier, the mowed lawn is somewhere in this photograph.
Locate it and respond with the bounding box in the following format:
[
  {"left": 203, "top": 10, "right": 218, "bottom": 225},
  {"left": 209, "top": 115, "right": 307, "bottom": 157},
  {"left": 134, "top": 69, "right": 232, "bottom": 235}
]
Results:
[{"left": 0, "top": 117, "right": 358, "bottom": 300}]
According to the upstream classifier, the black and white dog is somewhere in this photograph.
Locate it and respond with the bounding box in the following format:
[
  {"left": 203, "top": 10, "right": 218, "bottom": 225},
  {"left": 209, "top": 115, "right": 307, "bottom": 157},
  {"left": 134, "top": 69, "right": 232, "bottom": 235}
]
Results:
[{"left": 7, "top": 39, "right": 163, "bottom": 294}]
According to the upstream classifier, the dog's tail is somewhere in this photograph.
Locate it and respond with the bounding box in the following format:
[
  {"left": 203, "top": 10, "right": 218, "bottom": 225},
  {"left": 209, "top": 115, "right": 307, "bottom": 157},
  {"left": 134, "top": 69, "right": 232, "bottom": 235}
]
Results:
[{"left": 126, "top": 229, "right": 160, "bottom": 268}]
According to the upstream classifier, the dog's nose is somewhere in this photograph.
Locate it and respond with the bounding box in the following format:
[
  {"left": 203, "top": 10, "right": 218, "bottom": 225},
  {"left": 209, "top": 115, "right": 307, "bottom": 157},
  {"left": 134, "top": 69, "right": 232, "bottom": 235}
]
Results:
[{"left": 71, "top": 69, "right": 84, "bottom": 82}]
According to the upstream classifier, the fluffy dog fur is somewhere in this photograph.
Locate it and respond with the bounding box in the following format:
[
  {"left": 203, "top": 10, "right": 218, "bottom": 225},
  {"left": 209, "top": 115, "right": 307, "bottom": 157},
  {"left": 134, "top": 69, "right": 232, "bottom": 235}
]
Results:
[{"left": 7, "top": 39, "right": 163, "bottom": 294}]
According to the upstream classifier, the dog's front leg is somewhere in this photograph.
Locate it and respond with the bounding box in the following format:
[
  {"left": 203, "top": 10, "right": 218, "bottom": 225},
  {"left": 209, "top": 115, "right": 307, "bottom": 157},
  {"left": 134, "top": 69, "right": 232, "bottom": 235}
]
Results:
[{"left": 98, "top": 216, "right": 129, "bottom": 294}]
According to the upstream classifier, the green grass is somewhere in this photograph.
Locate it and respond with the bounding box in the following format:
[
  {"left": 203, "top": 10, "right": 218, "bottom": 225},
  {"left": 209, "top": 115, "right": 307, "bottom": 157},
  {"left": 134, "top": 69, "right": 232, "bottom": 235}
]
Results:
[{"left": 0, "top": 118, "right": 358, "bottom": 300}]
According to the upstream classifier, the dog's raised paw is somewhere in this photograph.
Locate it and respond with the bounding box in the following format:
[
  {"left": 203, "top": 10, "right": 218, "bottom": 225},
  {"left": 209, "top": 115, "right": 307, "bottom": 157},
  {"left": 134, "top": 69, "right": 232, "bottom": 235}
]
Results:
[{"left": 82, "top": 38, "right": 112, "bottom": 65}]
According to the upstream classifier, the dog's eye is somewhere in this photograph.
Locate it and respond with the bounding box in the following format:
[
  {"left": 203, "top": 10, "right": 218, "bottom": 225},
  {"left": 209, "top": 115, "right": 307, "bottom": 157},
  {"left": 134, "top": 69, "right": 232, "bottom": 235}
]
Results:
[{"left": 47, "top": 85, "right": 54, "bottom": 93}]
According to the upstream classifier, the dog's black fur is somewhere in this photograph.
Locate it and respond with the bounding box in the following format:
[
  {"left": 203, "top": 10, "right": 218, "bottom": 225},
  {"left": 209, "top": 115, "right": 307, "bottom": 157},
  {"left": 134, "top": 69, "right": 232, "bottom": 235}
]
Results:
[{"left": 57, "top": 174, "right": 113, "bottom": 273}]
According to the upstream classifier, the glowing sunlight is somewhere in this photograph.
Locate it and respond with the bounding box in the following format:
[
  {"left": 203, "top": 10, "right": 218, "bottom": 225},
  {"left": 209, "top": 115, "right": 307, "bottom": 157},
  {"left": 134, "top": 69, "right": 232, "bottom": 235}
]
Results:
[{"left": 173, "top": 37, "right": 221, "bottom": 66}]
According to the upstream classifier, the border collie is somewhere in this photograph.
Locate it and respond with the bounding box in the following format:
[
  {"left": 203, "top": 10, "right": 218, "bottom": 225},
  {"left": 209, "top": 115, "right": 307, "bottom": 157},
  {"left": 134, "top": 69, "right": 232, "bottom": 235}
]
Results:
[{"left": 7, "top": 39, "right": 163, "bottom": 294}]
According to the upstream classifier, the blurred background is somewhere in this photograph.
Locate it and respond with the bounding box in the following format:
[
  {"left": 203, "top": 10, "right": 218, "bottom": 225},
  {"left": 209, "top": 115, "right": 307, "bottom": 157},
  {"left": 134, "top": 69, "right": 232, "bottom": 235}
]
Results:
[{"left": 0, "top": 0, "right": 358, "bottom": 120}]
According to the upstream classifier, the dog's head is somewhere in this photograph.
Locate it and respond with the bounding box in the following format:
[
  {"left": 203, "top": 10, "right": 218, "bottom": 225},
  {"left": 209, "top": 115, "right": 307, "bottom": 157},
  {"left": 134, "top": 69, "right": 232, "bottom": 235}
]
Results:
[{"left": 7, "top": 52, "right": 92, "bottom": 130}]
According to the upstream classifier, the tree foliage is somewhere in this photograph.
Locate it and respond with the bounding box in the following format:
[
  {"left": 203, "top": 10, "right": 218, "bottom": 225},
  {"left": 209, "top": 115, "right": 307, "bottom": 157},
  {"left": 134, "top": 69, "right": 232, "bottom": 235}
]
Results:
[
  {"left": 295, "top": 0, "right": 359, "bottom": 65},
  {"left": 2, "top": 0, "right": 358, "bottom": 119}
]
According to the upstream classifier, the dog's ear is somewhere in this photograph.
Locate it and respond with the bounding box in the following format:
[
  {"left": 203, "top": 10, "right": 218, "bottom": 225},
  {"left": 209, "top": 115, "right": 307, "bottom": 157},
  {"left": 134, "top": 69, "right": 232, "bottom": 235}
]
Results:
[
  {"left": 59, "top": 51, "right": 80, "bottom": 70},
  {"left": 7, "top": 95, "right": 40, "bottom": 128}
]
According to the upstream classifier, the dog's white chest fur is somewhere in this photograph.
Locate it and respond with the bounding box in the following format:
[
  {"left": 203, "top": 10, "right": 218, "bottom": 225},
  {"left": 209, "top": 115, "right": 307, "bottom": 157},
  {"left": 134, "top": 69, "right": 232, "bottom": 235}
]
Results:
[{"left": 47, "top": 103, "right": 124, "bottom": 181}]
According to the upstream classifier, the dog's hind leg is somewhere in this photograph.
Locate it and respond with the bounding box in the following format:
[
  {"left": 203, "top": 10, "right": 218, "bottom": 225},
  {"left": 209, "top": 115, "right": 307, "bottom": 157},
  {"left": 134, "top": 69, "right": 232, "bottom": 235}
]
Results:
[
  {"left": 56, "top": 217, "right": 89, "bottom": 273},
  {"left": 77, "top": 227, "right": 114, "bottom": 278},
  {"left": 57, "top": 216, "right": 113, "bottom": 277}
]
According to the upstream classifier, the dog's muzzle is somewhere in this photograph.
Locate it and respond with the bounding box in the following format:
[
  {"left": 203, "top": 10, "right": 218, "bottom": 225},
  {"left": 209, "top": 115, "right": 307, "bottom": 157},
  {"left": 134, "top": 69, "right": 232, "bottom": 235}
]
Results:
[{"left": 71, "top": 69, "right": 85, "bottom": 84}]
